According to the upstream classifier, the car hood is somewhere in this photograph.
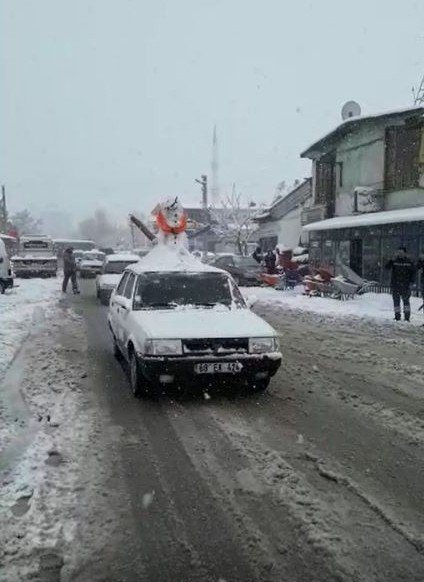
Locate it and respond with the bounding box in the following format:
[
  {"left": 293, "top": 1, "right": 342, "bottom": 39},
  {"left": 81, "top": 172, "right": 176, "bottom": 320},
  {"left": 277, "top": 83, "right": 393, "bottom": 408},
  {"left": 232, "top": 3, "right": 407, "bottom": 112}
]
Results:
[
  {"left": 98, "top": 274, "right": 121, "bottom": 288},
  {"left": 132, "top": 307, "right": 276, "bottom": 339}
]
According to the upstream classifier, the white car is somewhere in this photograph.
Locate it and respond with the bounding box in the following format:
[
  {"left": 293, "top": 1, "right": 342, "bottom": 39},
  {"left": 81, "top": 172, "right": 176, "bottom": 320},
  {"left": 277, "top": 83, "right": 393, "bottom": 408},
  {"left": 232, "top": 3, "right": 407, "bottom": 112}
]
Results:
[
  {"left": 79, "top": 250, "right": 106, "bottom": 278},
  {"left": 108, "top": 245, "right": 282, "bottom": 397},
  {"left": 96, "top": 253, "right": 140, "bottom": 305}
]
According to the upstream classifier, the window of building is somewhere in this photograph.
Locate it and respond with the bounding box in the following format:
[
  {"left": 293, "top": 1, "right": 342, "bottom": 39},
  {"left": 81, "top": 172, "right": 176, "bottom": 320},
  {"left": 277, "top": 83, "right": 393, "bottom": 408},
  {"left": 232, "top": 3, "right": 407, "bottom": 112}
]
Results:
[
  {"left": 363, "top": 237, "right": 381, "bottom": 282},
  {"left": 384, "top": 124, "right": 421, "bottom": 191},
  {"left": 315, "top": 155, "right": 336, "bottom": 217},
  {"left": 337, "top": 162, "right": 343, "bottom": 187}
]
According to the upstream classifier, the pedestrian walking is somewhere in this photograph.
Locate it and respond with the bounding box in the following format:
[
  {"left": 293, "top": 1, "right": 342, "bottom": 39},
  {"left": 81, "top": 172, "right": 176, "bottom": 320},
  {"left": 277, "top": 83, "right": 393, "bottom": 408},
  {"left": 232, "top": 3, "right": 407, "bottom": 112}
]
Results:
[
  {"left": 252, "top": 245, "right": 263, "bottom": 265},
  {"left": 385, "top": 247, "right": 415, "bottom": 321},
  {"left": 62, "top": 247, "right": 80, "bottom": 294}
]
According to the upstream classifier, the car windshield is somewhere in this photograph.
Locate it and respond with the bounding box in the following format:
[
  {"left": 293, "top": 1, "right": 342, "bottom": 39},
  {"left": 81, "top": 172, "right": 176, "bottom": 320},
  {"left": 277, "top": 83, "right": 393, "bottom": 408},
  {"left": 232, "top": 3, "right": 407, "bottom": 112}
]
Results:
[
  {"left": 134, "top": 272, "right": 234, "bottom": 310},
  {"left": 233, "top": 256, "right": 259, "bottom": 268},
  {"left": 104, "top": 261, "right": 137, "bottom": 274}
]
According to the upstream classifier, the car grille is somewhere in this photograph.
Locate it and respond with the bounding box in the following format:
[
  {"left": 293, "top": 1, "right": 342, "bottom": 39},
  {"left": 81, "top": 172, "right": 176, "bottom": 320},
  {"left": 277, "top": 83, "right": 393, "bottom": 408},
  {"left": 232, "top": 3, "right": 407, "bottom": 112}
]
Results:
[{"left": 182, "top": 338, "right": 248, "bottom": 355}]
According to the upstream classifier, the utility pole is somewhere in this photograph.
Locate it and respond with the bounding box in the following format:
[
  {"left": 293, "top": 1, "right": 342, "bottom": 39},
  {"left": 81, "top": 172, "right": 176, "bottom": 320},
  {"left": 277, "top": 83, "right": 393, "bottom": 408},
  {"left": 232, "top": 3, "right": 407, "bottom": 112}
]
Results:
[
  {"left": 195, "top": 174, "right": 208, "bottom": 258},
  {"left": 0, "top": 185, "right": 7, "bottom": 233}
]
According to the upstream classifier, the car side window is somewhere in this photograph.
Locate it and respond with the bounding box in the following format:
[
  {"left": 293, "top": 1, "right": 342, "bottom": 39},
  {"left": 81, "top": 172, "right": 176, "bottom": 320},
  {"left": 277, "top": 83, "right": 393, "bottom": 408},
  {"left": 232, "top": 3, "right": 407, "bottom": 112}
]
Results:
[
  {"left": 115, "top": 272, "right": 129, "bottom": 296},
  {"left": 123, "top": 273, "right": 136, "bottom": 300}
]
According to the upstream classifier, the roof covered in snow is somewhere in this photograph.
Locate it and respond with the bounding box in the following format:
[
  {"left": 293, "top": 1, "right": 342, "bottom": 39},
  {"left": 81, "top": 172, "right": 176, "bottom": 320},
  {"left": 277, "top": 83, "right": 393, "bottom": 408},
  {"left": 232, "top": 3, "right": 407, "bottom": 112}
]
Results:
[
  {"left": 301, "top": 106, "right": 424, "bottom": 159},
  {"left": 128, "top": 244, "right": 224, "bottom": 274},
  {"left": 303, "top": 206, "right": 424, "bottom": 232}
]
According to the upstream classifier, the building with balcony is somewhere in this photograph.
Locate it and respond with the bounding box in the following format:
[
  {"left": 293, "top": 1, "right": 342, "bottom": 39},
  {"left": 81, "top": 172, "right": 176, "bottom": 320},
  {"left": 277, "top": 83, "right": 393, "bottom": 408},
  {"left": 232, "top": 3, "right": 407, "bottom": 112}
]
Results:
[{"left": 300, "top": 106, "right": 424, "bottom": 283}]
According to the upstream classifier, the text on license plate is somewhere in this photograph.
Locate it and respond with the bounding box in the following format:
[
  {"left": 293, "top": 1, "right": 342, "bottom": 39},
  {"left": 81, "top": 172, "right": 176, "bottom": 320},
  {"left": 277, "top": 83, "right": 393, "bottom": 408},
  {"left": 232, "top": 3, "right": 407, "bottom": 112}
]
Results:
[{"left": 194, "top": 362, "right": 243, "bottom": 374}]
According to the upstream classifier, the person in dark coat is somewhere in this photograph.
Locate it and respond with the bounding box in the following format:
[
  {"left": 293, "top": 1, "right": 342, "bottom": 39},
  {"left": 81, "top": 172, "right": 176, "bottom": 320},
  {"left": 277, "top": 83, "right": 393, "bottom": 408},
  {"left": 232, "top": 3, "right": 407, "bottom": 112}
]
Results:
[
  {"left": 264, "top": 250, "right": 277, "bottom": 274},
  {"left": 252, "top": 245, "right": 263, "bottom": 264},
  {"left": 385, "top": 247, "right": 415, "bottom": 321},
  {"left": 62, "top": 247, "right": 80, "bottom": 294}
]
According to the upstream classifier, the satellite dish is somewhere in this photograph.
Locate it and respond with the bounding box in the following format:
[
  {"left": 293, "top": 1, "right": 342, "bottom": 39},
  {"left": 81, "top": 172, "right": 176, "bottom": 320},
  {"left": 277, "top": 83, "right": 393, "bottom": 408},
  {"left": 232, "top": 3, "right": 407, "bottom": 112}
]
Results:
[{"left": 341, "top": 101, "right": 361, "bottom": 120}]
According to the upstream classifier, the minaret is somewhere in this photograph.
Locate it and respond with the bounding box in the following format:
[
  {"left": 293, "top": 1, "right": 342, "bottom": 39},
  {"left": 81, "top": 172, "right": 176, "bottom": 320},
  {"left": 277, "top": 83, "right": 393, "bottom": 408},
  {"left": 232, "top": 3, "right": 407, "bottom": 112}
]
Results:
[{"left": 211, "top": 125, "right": 219, "bottom": 205}]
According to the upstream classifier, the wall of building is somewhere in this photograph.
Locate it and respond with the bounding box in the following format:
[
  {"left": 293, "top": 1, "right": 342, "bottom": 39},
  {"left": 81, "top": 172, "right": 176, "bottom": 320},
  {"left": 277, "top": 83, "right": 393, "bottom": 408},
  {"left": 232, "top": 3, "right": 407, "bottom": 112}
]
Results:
[
  {"left": 335, "top": 122, "right": 385, "bottom": 216},
  {"left": 385, "top": 188, "right": 424, "bottom": 210},
  {"left": 256, "top": 206, "right": 307, "bottom": 249}
]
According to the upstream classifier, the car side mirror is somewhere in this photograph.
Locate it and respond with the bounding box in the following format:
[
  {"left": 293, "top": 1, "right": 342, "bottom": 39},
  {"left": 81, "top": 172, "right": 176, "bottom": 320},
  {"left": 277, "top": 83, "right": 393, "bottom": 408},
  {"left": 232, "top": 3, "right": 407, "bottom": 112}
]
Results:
[
  {"left": 245, "top": 295, "right": 257, "bottom": 309},
  {"left": 0, "top": 257, "right": 4, "bottom": 264}
]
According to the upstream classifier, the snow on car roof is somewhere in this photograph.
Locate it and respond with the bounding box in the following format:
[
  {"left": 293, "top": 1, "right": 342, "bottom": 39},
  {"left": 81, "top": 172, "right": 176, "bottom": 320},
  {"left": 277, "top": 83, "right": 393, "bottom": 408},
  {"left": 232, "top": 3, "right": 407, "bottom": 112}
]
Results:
[
  {"left": 105, "top": 253, "right": 140, "bottom": 262},
  {"left": 128, "top": 244, "right": 224, "bottom": 274},
  {"left": 303, "top": 205, "right": 424, "bottom": 231}
]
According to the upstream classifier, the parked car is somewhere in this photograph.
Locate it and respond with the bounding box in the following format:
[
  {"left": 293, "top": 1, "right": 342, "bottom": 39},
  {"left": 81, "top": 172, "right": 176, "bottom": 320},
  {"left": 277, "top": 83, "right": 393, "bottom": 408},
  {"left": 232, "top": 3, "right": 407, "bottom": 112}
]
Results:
[
  {"left": 96, "top": 253, "right": 140, "bottom": 305},
  {"left": 79, "top": 250, "right": 106, "bottom": 278},
  {"left": 0, "top": 238, "right": 14, "bottom": 293},
  {"left": 209, "top": 254, "right": 261, "bottom": 286},
  {"left": 108, "top": 246, "right": 281, "bottom": 397}
]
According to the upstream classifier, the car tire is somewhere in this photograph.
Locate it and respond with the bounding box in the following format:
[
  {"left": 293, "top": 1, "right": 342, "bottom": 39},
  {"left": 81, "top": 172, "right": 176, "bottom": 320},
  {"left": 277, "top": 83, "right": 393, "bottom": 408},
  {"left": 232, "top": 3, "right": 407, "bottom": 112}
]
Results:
[
  {"left": 248, "top": 378, "right": 270, "bottom": 392},
  {"left": 0, "top": 281, "right": 5, "bottom": 294},
  {"left": 129, "top": 350, "right": 150, "bottom": 398},
  {"left": 113, "top": 336, "right": 122, "bottom": 360},
  {"left": 99, "top": 290, "right": 110, "bottom": 305}
]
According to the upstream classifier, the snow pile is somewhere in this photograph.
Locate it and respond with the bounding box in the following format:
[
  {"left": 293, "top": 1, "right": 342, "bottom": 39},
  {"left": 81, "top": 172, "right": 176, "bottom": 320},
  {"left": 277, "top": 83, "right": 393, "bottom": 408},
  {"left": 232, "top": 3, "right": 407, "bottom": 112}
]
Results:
[
  {"left": 242, "top": 286, "right": 424, "bottom": 324},
  {"left": 132, "top": 243, "right": 222, "bottom": 274},
  {"left": 0, "top": 278, "right": 60, "bottom": 379},
  {"left": 0, "top": 310, "right": 121, "bottom": 580}
]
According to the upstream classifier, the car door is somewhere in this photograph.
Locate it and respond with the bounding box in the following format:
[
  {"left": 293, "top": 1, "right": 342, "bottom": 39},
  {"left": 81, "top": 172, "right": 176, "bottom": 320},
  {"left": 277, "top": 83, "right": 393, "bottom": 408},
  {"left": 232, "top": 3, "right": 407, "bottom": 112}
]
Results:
[
  {"left": 109, "top": 272, "right": 129, "bottom": 343},
  {"left": 119, "top": 272, "right": 137, "bottom": 348}
]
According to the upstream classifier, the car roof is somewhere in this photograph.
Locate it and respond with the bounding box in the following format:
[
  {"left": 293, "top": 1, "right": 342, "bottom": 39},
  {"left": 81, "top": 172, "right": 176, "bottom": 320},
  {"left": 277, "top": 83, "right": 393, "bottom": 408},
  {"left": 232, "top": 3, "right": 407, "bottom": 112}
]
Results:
[{"left": 126, "top": 245, "right": 227, "bottom": 275}]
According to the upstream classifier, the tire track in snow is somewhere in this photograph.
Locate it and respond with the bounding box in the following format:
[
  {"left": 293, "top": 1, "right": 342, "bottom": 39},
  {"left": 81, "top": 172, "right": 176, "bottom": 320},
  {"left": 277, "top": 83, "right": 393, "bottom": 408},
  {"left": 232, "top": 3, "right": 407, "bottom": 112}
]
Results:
[{"left": 200, "top": 402, "right": 424, "bottom": 581}]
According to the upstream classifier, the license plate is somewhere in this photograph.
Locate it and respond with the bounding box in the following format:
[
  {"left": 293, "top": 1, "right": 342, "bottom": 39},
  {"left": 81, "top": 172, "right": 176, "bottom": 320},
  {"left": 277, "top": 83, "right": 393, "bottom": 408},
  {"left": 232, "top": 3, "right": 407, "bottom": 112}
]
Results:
[{"left": 194, "top": 362, "right": 243, "bottom": 374}]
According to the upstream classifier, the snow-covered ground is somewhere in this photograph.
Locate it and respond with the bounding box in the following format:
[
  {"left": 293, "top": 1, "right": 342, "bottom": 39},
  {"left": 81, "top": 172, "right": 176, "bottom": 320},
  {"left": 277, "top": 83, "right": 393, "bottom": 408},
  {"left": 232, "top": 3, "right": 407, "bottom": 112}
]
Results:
[
  {"left": 0, "top": 306, "right": 117, "bottom": 581},
  {"left": 0, "top": 277, "right": 61, "bottom": 379},
  {"left": 242, "top": 286, "right": 424, "bottom": 325}
]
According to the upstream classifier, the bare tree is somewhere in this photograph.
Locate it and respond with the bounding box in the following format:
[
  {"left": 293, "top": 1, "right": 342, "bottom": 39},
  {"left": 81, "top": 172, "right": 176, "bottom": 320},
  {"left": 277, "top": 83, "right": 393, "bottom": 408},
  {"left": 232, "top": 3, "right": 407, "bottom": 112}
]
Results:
[
  {"left": 9, "top": 209, "right": 43, "bottom": 236},
  {"left": 78, "top": 208, "right": 131, "bottom": 248},
  {"left": 210, "top": 186, "right": 260, "bottom": 255}
]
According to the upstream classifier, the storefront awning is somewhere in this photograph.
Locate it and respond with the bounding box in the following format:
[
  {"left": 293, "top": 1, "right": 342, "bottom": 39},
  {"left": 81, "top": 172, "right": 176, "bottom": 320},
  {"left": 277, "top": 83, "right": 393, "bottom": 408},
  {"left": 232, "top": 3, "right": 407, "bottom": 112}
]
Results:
[{"left": 303, "top": 206, "right": 424, "bottom": 232}]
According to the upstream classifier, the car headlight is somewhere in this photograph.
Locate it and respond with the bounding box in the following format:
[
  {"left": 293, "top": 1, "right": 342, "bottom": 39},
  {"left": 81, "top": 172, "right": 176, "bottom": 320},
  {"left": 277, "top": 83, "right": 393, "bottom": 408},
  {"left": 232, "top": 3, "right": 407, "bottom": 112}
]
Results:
[
  {"left": 248, "top": 337, "right": 278, "bottom": 354},
  {"left": 145, "top": 339, "right": 183, "bottom": 356}
]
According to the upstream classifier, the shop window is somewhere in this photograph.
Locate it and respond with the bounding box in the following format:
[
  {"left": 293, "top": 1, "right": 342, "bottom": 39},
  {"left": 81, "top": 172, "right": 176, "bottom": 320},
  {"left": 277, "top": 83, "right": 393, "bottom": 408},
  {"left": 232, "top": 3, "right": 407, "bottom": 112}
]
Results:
[
  {"left": 363, "top": 238, "right": 381, "bottom": 282},
  {"left": 381, "top": 236, "right": 402, "bottom": 285}
]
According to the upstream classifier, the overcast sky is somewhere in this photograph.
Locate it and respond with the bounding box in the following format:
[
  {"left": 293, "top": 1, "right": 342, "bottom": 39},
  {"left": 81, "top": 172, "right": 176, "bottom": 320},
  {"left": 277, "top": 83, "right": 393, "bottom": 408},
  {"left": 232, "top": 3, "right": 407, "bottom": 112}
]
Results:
[{"left": 1, "top": 0, "right": 423, "bottom": 225}]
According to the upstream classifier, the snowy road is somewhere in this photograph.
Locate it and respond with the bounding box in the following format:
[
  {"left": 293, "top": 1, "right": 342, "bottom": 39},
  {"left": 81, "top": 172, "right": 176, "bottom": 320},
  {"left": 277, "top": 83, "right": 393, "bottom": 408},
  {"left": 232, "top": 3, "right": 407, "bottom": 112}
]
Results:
[{"left": 2, "top": 280, "right": 424, "bottom": 581}]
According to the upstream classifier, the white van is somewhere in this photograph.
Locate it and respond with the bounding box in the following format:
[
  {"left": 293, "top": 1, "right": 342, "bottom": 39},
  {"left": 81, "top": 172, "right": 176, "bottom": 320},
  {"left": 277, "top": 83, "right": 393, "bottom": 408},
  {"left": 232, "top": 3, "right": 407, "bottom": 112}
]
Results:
[{"left": 0, "top": 238, "right": 14, "bottom": 293}]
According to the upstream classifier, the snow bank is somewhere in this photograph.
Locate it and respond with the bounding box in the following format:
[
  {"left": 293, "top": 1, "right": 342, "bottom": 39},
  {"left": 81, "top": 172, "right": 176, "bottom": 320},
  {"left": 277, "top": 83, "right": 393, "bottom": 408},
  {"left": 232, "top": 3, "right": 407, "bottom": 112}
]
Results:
[
  {"left": 242, "top": 286, "right": 424, "bottom": 324},
  {"left": 0, "top": 278, "right": 60, "bottom": 379}
]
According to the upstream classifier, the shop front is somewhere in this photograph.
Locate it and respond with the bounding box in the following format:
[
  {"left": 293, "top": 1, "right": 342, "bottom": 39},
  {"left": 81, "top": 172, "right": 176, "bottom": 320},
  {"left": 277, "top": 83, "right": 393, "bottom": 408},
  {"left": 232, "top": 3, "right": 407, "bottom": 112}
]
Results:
[{"left": 307, "top": 217, "right": 424, "bottom": 285}]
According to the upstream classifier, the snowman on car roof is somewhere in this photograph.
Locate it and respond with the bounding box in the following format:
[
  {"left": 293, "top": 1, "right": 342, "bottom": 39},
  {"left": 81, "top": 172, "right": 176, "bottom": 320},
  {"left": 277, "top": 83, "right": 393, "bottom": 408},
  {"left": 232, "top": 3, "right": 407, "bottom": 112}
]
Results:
[{"left": 152, "top": 197, "right": 188, "bottom": 247}]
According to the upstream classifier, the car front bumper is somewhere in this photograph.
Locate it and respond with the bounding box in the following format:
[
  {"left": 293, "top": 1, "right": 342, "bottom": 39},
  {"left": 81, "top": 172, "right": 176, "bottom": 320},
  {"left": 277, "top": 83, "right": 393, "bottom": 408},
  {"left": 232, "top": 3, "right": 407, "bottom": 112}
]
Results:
[{"left": 138, "top": 352, "right": 282, "bottom": 386}]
